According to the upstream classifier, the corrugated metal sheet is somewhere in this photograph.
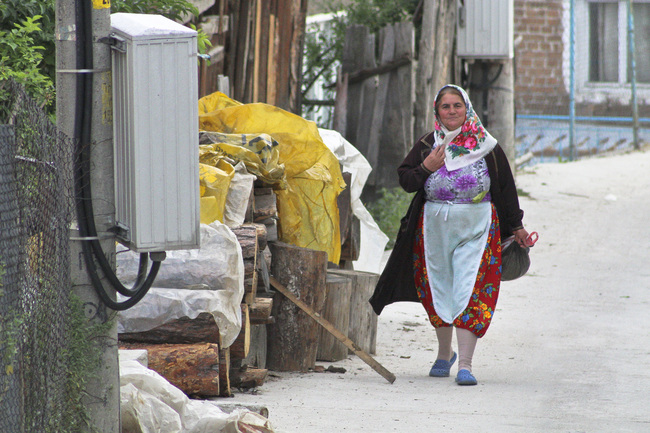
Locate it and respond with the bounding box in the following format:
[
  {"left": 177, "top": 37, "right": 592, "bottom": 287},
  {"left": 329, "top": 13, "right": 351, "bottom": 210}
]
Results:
[
  {"left": 457, "top": 0, "right": 514, "bottom": 58},
  {"left": 111, "top": 13, "right": 200, "bottom": 252}
]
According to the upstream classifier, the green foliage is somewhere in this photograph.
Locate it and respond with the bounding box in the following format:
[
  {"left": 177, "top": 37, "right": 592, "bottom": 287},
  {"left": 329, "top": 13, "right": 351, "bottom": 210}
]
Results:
[
  {"left": 190, "top": 23, "right": 213, "bottom": 64},
  {"left": 0, "top": 15, "right": 55, "bottom": 116},
  {"left": 59, "top": 295, "right": 116, "bottom": 433},
  {"left": 346, "top": 0, "right": 419, "bottom": 33},
  {"left": 366, "top": 187, "right": 414, "bottom": 250},
  {"left": 0, "top": 0, "right": 56, "bottom": 82},
  {"left": 111, "top": 0, "right": 199, "bottom": 23},
  {"left": 0, "top": 0, "right": 201, "bottom": 120},
  {"left": 302, "top": 0, "right": 419, "bottom": 125}
]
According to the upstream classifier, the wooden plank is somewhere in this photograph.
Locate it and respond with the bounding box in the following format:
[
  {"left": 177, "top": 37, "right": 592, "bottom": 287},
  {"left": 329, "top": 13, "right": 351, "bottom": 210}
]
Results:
[
  {"left": 337, "top": 172, "right": 352, "bottom": 245},
  {"left": 366, "top": 24, "right": 396, "bottom": 185},
  {"left": 270, "top": 276, "right": 395, "bottom": 384},
  {"left": 243, "top": 324, "right": 268, "bottom": 368},
  {"left": 353, "top": 32, "right": 378, "bottom": 157},
  {"left": 332, "top": 65, "right": 348, "bottom": 135},
  {"left": 258, "top": 0, "right": 271, "bottom": 103},
  {"left": 340, "top": 215, "right": 360, "bottom": 262},
  {"left": 219, "top": 347, "right": 232, "bottom": 397},
  {"left": 342, "top": 25, "right": 372, "bottom": 147},
  {"left": 376, "top": 22, "right": 414, "bottom": 189},
  {"left": 231, "top": 303, "right": 251, "bottom": 359},
  {"left": 267, "top": 12, "right": 278, "bottom": 105},
  {"left": 253, "top": 0, "right": 262, "bottom": 101}
]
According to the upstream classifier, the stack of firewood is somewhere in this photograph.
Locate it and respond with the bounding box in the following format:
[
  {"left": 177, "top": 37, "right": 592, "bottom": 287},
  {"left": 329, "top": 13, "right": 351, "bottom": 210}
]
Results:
[
  {"left": 118, "top": 185, "right": 279, "bottom": 398},
  {"left": 117, "top": 172, "right": 382, "bottom": 395}
]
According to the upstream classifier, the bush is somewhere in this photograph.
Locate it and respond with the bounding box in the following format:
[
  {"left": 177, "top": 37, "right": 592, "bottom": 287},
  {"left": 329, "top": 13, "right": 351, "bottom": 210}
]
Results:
[{"left": 366, "top": 187, "right": 413, "bottom": 250}]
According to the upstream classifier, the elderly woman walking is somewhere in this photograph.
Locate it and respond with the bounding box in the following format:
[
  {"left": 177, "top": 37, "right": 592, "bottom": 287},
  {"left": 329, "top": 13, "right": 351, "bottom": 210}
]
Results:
[{"left": 370, "top": 84, "right": 532, "bottom": 385}]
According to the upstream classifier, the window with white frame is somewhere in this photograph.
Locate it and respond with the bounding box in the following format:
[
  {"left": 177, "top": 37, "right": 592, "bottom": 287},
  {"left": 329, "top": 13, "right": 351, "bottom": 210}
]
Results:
[
  {"left": 570, "top": 0, "right": 650, "bottom": 104},
  {"left": 587, "top": 0, "right": 649, "bottom": 84}
]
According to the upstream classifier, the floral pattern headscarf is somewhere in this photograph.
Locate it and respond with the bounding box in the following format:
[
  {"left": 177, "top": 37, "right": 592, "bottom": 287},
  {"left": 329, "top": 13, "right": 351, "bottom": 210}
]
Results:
[{"left": 433, "top": 84, "right": 497, "bottom": 171}]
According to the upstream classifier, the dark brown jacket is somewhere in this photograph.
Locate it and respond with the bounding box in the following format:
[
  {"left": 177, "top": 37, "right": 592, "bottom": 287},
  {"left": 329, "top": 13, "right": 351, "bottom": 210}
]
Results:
[{"left": 369, "top": 132, "right": 524, "bottom": 315}]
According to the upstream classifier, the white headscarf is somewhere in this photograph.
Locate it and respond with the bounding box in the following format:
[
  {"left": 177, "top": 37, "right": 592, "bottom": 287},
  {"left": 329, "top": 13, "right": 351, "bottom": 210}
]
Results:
[{"left": 433, "top": 84, "right": 497, "bottom": 171}]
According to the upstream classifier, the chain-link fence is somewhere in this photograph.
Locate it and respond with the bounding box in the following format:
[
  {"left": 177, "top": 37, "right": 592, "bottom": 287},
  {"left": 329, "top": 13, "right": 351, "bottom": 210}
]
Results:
[{"left": 0, "top": 80, "right": 83, "bottom": 432}]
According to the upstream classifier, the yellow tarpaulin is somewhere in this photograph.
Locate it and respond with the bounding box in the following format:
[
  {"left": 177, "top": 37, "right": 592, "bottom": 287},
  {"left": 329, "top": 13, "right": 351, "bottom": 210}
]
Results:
[
  {"left": 198, "top": 92, "right": 346, "bottom": 263},
  {"left": 199, "top": 159, "right": 234, "bottom": 224}
]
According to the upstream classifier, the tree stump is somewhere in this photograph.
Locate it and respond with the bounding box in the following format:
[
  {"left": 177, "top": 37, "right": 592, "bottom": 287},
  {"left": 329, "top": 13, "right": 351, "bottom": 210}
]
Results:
[
  {"left": 317, "top": 274, "right": 352, "bottom": 362},
  {"left": 328, "top": 269, "right": 379, "bottom": 354},
  {"left": 267, "top": 241, "right": 327, "bottom": 372}
]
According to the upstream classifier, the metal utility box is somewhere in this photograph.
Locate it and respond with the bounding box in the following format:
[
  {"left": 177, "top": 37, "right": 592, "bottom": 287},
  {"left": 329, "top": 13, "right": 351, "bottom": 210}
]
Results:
[
  {"left": 457, "top": 0, "right": 514, "bottom": 59},
  {"left": 110, "top": 13, "right": 200, "bottom": 252}
]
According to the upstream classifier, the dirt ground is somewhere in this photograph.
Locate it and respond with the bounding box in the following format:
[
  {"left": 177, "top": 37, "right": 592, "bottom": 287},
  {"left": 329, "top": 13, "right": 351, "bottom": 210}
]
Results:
[{"left": 230, "top": 147, "right": 650, "bottom": 433}]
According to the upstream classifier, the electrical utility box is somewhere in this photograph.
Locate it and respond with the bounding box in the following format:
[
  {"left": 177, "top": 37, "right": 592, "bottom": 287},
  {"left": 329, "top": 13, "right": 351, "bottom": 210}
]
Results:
[
  {"left": 456, "top": 0, "right": 514, "bottom": 59},
  {"left": 110, "top": 13, "right": 200, "bottom": 252}
]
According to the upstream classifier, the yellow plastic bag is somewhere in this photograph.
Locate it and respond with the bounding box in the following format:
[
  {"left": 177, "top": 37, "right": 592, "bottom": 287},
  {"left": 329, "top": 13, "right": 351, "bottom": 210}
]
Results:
[
  {"left": 198, "top": 93, "right": 346, "bottom": 263},
  {"left": 199, "top": 159, "right": 235, "bottom": 224},
  {"left": 199, "top": 133, "right": 285, "bottom": 187}
]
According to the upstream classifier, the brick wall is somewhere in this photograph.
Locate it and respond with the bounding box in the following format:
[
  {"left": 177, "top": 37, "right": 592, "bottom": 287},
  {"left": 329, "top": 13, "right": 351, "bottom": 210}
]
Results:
[{"left": 514, "top": 0, "right": 570, "bottom": 115}]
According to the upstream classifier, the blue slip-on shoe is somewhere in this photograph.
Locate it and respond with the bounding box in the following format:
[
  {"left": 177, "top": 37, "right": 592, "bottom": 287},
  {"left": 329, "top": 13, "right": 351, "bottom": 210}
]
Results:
[
  {"left": 428, "top": 352, "right": 457, "bottom": 377},
  {"left": 455, "top": 369, "right": 478, "bottom": 386}
]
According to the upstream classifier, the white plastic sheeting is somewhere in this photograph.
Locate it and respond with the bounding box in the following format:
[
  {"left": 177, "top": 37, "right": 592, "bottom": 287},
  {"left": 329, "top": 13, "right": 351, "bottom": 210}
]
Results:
[
  {"left": 224, "top": 161, "right": 256, "bottom": 228},
  {"left": 318, "top": 128, "right": 389, "bottom": 274},
  {"left": 117, "top": 221, "right": 244, "bottom": 347},
  {"left": 119, "top": 353, "right": 276, "bottom": 433}
]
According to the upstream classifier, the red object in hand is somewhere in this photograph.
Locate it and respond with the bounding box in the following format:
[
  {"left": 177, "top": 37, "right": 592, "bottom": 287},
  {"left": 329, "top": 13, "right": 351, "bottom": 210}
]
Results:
[{"left": 526, "top": 232, "right": 539, "bottom": 247}]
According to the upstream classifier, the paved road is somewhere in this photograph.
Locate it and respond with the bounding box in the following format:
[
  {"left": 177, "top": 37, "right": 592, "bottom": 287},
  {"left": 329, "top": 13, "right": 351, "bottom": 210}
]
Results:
[{"left": 231, "top": 148, "right": 650, "bottom": 433}]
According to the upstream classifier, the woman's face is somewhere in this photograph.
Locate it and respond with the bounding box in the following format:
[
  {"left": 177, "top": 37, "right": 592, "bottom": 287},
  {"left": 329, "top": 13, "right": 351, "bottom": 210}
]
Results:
[{"left": 437, "top": 92, "right": 466, "bottom": 131}]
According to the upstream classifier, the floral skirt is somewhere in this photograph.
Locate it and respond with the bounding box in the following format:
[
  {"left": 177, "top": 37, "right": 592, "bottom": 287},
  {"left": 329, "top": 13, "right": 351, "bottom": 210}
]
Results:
[{"left": 413, "top": 203, "right": 501, "bottom": 338}]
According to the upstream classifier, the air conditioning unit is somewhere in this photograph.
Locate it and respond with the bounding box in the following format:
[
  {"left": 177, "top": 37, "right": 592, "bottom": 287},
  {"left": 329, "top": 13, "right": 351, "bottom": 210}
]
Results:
[
  {"left": 457, "top": 0, "right": 514, "bottom": 59},
  {"left": 110, "top": 13, "right": 200, "bottom": 252}
]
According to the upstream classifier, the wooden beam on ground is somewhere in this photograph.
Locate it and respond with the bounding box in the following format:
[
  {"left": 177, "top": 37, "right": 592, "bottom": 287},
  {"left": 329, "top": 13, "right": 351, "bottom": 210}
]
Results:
[{"left": 270, "top": 276, "right": 396, "bottom": 384}]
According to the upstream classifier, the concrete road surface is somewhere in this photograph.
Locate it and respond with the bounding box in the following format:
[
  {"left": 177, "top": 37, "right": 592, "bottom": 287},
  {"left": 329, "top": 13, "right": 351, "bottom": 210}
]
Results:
[{"left": 230, "top": 148, "right": 650, "bottom": 433}]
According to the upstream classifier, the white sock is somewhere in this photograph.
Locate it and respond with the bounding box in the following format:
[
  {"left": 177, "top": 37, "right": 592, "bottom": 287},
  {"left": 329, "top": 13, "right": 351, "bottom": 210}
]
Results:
[{"left": 456, "top": 328, "right": 478, "bottom": 372}]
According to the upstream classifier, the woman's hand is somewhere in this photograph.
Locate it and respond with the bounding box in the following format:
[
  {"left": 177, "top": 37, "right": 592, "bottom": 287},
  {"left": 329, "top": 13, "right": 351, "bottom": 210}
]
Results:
[
  {"left": 512, "top": 228, "right": 531, "bottom": 247},
  {"left": 422, "top": 145, "right": 445, "bottom": 172}
]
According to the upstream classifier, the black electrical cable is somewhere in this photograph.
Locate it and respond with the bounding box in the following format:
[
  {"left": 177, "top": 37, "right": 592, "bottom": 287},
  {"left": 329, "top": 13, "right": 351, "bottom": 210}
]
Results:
[{"left": 73, "top": 0, "right": 162, "bottom": 310}]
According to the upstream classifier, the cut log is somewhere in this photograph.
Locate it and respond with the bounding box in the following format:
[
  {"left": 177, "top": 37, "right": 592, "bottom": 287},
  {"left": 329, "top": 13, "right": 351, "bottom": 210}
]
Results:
[
  {"left": 231, "top": 225, "right": 258, "bottom": 259},
  {"left": 230, "top": 303, "right": 250, "bottom": 359},
  {"left": 267, "top": 242, "right": 328, "bottom": 372},
  {"left": 252, "top": 222, "right": 268, "bottom": 251},
  {"left": 249, "top": 297, "right": 273, "bottom": 324},
  {"left": 253, "top": 190, "right": 277, "bottom": 222},
  {"left": 244, "top": 277, "right": 258, "bottom": 305},
  {"left": 219, "top": 347, "right": 232, "bottom": 397},
  {"left": 230, "top": 366, "right": 268, "bottom": 389},
  {"left": 328, "top": 269, "right": 379, "bottom": 355},
  {"left": 122, "top": 343, "right": 221, "bottom": 397},
  {"left": 317, "top": 274, "right": 352, "bottom": 362},
  {"left": 256, "top": 246, "right": 272, "bottom": 294},
  {"left": 118, "top": 312, "right": 221, "bottom": 346}
]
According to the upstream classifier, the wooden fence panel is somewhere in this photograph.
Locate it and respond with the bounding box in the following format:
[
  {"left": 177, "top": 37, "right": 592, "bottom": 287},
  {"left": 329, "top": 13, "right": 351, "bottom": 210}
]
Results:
[{"left": 340, "top": 22, "right": 414, "bottom": 193}]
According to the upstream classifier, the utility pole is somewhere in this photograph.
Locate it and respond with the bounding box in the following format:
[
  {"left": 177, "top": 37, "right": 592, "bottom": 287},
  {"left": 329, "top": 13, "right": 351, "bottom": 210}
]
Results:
[
  {"left": 55, "top": 0, "right": 120, "bottom": 431},
  {"left": 467, "top": 60, "right": 516, "bottom": 176}
]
